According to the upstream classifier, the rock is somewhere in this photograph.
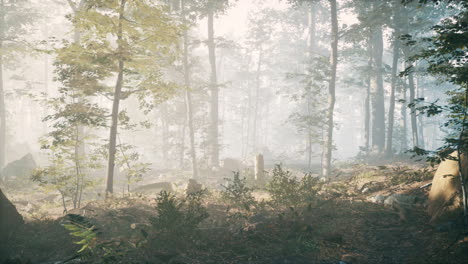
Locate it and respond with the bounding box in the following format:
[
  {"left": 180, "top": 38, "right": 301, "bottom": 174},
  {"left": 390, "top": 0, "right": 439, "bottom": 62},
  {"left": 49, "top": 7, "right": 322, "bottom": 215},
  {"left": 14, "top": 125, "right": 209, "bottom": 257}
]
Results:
[
  {"left": 360, "top": 181, "right": 385, "bottom": 193},
  {"left": 132, "top": 182, "right": 173, "bottom": 195},
  {"left": 428, "top": 151, "right": 467, "bottom": 223},
  {"left": 221, "top": 158, "right": 244, "bottom": 171},
  {"left": 0, "top": 188, "right": 23, "bottom": 241},
  {"left": 341, "top": 253, "right": 364, "bottom": 264},
  {"left": 186, "top": 179, "right": 203, "bottom": 195},
  {"left": 1, "top": 153, "right": 37, "bottom": 181},
  {"left": 369, "top": 194, "right": 387, "bottom": 204},
  {"left": 383, "top": 193, "right": 417, "bottom": 207}
]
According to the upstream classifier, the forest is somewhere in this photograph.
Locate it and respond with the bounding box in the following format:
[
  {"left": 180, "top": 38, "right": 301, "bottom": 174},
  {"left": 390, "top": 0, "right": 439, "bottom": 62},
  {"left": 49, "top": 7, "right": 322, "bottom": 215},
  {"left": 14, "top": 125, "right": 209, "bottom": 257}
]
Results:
[{"left": 0, "top": 0, "right": 467, "bottom": 263}]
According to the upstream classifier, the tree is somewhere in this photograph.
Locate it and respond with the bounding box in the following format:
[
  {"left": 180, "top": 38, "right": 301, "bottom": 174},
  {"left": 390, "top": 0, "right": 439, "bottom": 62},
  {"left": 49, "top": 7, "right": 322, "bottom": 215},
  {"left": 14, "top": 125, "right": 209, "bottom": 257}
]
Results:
[
  {"left": 385, "top": 0, "right": 402, "bottom": 156},
  {"left": 321, "top": 0, "right": 338, "bottom": 177},
  {"left": 0, "top": 0, "right": 35, "bottom": 169},
  {"left": 71, "top": 0, "right": 181, "bottom": 195}
]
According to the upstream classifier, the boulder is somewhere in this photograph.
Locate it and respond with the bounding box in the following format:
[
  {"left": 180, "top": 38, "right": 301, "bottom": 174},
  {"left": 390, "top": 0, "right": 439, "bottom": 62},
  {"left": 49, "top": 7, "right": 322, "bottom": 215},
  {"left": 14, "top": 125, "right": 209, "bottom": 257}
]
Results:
[
  {"left": 0, "top": 188, "right": 23, "bottom": 240},
  {"left": 186, "top": 179, "right": 203, "bottom": 195},
  {"left": 1, "top": 153, "right": 37, "bottom": 181},
  {"left": 427, "top": 152, "right": 467, "bottom": 223},
  {"left": 132, "top": 182, "right": 173, "bottom": 195}
]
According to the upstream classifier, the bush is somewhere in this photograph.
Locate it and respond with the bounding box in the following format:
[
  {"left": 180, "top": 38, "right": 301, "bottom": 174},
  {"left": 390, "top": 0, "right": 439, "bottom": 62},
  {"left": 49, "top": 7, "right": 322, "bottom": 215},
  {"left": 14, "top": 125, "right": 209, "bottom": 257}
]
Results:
[
  {"left": 221, "top": 171, "right": 256, "bottom": 211},
  {"left": 267, "top": 165, "right": 322, "bottom": 208},
  {"left": 150, "top": 190, "right": 208, "bottom": 240}
]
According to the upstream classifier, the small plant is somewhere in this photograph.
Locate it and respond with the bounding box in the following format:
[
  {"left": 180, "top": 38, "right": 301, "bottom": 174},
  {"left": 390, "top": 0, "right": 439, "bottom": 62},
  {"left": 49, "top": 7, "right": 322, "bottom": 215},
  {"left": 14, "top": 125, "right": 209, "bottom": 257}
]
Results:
[
  {"left": 221, "top": 171, "right": 256, "bottom": 211},
  {"left": 62, "top": 214, "right": 97, "bottom": 254},
  {"left": 267, "top": 165, "right": 322, "bottom": 208},
  {"left": 151, "top": 190, "right": 208, "bottom": 240}
]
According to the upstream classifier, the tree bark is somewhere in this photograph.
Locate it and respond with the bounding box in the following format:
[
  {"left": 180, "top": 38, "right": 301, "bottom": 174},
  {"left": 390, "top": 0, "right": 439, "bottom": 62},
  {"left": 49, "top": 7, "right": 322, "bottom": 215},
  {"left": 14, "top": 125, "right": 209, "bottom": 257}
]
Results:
[
  {"left": 370, "top": 15, "right": 386, "bottom": 153},
  {"left": 407, "top": 60, "right": 419, "bottom": 148},
  {"left": 364, "top": 39, "right": 372, "bottom": 152},
  {"left": 0, "top": 0, "right": 6, "bottom": 169},
  {"left": 252, "top": 48, "right": 262, "bottom": 153},
  {"left": 385, "top": 5, "right": 401, "bottom": 157},
  {"left": 181, "top": 0, "right": 198, "bottom": 179},
  {"left": 307, "top": 2, "right": 316, "bottom": 170},
  {"left": 207, "top": 9, "right": 219, "bottom": 168},
  {"left": 106, "top": 0, "right": 126, "bottom": 195},
  {"left": 321, "top": 0, "right": 338, "bottom": 177},
  {"left": 401, "top": 77, "right": 408, "bottom": 151}
]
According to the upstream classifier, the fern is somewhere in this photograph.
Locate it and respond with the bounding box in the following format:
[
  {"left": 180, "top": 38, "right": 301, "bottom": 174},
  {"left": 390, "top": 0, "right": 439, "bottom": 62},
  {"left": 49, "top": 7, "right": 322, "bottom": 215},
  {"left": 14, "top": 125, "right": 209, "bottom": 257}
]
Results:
[{"left": 62, "top": 214, "right": 97, "bottom": 253}]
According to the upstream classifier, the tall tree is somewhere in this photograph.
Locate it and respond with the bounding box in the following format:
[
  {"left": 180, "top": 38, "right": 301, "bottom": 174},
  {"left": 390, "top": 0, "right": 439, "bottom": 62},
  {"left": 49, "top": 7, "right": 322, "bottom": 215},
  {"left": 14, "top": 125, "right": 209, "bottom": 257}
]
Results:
[
  {"left": 321, "top": 0, "right": 338, "bottom": 177},
  {"left": 369, "top": 1, "right": 386, "bottom": 153},
  {"left": 71, "top": 0, "right": 181, "bottom": 195},
  {"left": 385, "top": 0, "right": 402, "bottom": 156}
]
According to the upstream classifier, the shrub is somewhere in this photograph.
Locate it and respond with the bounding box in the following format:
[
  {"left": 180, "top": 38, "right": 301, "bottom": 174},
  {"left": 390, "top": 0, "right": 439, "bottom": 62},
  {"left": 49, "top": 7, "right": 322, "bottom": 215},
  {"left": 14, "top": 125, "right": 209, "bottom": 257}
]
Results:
[
  {"left": 267, "top": 165, "right": 322, "bottom": 208},
  {"left": 150, "top": 190, "right": 208, "bottom": 240},
  {"left": 221, "top": 171, "right": 256, "bottom": 211}
]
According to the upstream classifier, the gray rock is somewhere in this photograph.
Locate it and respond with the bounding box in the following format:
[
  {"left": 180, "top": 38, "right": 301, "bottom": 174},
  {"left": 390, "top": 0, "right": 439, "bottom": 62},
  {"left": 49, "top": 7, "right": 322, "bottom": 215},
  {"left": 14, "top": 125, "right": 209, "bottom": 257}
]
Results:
[
  {"left": 369, "top": 194, "right": 387, "bottom": 204},
  {"left": 384, "top": 193, "right": 417, "bottom": 207}
]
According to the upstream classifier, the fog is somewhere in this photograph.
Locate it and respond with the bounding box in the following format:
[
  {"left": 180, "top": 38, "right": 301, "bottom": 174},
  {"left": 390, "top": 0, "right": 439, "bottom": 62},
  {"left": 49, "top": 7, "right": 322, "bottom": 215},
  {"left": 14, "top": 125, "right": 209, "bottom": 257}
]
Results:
[{"left": 0, "top": 0, "right": 467, "bottom": 263}]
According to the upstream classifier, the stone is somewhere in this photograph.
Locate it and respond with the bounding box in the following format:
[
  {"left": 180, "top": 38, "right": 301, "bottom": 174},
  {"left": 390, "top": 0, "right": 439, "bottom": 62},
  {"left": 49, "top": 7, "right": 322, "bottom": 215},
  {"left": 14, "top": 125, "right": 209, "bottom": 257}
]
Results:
[
  {"left": 0, "top": 188, "right": 23, "bottom": 240},
  {"left": 428, "top": 151, "right": 467, "bottom": 223},
  {"left": 186, "top": 179, "right": 203, "bottom": 195},
  {"left": 369, "top": 194, "right": 387, "bottom": 204},
  {"left": 383, "top": 193, "right": 417, "bottom": 207},
  {"left": 132, "top": 182, "right": 173, "bottom": 194},
  {"left": 1, "top": 153, "right": 37, "bottom": 181}
]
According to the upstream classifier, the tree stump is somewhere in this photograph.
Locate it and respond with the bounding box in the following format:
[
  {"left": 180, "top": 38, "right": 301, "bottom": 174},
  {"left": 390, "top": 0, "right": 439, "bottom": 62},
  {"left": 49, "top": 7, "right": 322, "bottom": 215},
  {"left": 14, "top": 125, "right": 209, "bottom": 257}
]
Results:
[{"left": 254, "top": 154, "right": 265, "bottom": 183}]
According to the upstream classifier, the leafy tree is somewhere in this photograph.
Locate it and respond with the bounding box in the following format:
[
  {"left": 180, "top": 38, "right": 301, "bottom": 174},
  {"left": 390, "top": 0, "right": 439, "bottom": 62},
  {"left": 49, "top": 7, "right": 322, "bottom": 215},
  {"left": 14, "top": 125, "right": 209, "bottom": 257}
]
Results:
[{"left": 69, "top": 0, "right": 181, "bottom": 195}]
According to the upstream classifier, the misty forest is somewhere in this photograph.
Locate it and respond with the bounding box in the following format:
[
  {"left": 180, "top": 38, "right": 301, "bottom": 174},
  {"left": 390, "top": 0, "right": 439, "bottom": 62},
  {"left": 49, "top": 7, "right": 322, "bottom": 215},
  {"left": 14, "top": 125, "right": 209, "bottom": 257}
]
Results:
[{"left": 0, "top": 0, "right": 467, "bottom": 263}]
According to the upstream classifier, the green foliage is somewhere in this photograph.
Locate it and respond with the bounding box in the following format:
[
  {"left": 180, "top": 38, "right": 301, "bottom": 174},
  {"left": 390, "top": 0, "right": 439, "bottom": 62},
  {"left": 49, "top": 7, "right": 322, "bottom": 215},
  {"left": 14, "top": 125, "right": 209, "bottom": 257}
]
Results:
[
  {"left": 267, "top": 165, "right": 322, "bottom": 208},
  {"left": 151, "top": 190, "right": 208, "bottom": 239},
  {"left": 62, "top": 214, "right": 97, "bottom": 254},
  {"left": 221, "top": 171, "right": 256, "bottom": 211}
]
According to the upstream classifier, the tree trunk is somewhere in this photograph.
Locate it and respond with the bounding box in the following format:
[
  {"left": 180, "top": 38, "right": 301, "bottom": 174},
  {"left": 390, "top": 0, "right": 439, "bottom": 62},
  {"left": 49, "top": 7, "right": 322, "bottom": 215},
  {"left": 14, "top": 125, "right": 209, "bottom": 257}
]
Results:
[
  {"left": 0, "top": 0, "right": 6, "bottom": 169},
  {"left": 252, "top": 48, "right": 262, "bottom": 153},
  {"left": 307, "top": 2, "right": 316, "bottom": 170},
  {"left": 370, "top": 15, "right": 385, "bottom": 153},
  {"left": 254, "top": 154, "right": 264, "bottom": 183},
  {"left": 364, "top": 39, "right": 372, "bottom": 152},
  {"left": 407, "top": 61, "right": 419, "bottom": 148},
  {"left": 385, "top": 6, "right": 401, "bottom": 157},
  {"left": 321, "top": 0, "right": 338, "bottom": 177},
  {"left": 181, "top": 0, "right": 197, "bottom": 178},
  {"left": 106, "top": 0, "right": 126, "bottom": 195},
  {"left": 417, "top": 77, "right": 425, "bottom": 149},
  {"left": 207, "top": 9, "right": 219, "bottom": 168},
  {"left": 401, "top": 77, "right": 408, "bottom": 151},
  {"left": 0, "top": 188, "right": 23, "bottom": 242}
]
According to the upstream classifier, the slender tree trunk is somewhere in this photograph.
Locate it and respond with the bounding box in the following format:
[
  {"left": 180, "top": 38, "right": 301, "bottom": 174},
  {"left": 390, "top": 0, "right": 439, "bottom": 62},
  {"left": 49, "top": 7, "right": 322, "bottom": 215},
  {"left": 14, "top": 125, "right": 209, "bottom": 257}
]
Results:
[
  {"left": 407, "top": 61, "right": 418, "bottom": 148},
  {"left": 106, "top": 0, "right": 126, "bottom": 195},
  {"left": 401, "top": 77, "right": 408, "bottom": 151},
  {"left": 207, "top": 9, "right": 219, "bottom": 168},
  {"left": 0, "top": 0, "right": 6, "bottom": 169},
  {"left": 385, "top": 8, "right": 401, "bottom": 156},
  {"left": 417, "top": 77, "right": 425, "bottom": 149},
  {"left": 181, "top": 0, "right": 197, "bottom": 178},
  {"left": 179, "top": 113, "right": 186, "bottom": 169},
  {"left": 370, "top": 17, "right": 385, "bottom": 153},
  {"left": 321, "top": 0, "right": 338, "bottom": 177},
  {"left": 307, "top": 2, "right": 316, "bottom": 170},
  {"left": 364, "top": 41, "right": 372, "bottom": 152},
  {"left": 252, "top": 48, "right": 262, "bottom": 153},
  {"left": 160, "top": 104, "right": 169, "bottom": 166}
]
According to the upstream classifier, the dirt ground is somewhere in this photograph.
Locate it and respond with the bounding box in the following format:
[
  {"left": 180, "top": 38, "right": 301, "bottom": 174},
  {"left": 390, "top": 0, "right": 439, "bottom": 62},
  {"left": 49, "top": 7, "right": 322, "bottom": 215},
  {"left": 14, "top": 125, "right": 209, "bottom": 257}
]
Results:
[{"left": 1, "top": 162, "right": 468, "bottom": 264}]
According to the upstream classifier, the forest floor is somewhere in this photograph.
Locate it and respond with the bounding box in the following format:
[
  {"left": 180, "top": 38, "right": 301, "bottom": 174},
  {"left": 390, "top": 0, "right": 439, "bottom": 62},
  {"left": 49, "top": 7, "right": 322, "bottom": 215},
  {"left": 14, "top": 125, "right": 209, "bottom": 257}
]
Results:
[{"left": 1, "top": 161, "right": 468, "bottom": 264}]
